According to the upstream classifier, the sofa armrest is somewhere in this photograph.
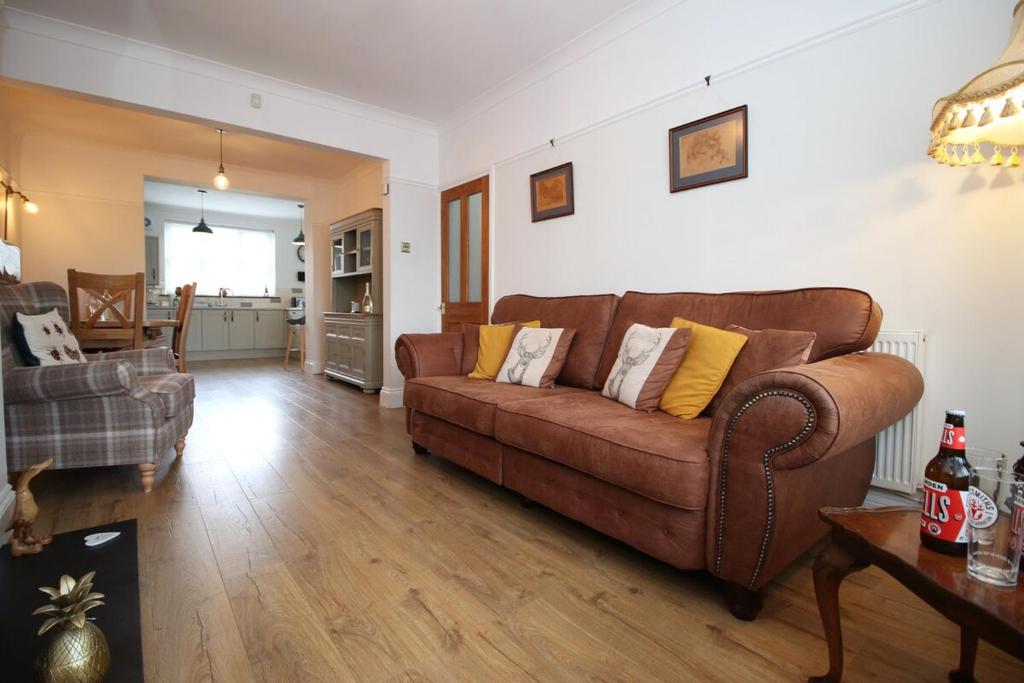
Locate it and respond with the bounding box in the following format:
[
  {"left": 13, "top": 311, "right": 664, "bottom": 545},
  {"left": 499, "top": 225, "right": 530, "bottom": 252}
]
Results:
[
  {"left": 705, "top": 352, "right": 923, "bottom": 590},
  {"left": 395, "top": 333, "right": 463, "bottom": 380},
  {"left": 5, "top": 361, "right": 141, "bottom": 404},
  {"left": 92, "top": 348, "right": 176, "bottom": 376}
]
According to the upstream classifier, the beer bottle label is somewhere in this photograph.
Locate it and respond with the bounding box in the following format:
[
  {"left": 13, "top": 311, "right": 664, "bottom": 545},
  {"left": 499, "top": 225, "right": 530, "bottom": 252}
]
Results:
[
  {"left": 941, "top": 422, "right": 966, "bottom": 451},
  {"left": 920, "top": 478, "right": 969, "bottom": 543}
]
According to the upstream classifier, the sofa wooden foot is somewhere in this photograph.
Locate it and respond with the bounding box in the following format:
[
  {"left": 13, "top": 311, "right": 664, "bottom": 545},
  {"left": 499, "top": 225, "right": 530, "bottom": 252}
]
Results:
[
  {"left": 412, "top": 441, "right": 428, "bottom": 455},
  {"left": 724, "top": 582, "right": 763, "bottom": 621},
  {"left": 174, "top": 435, "right": 186, "bottom": 459},
  {"left": 138, "top": 462, "right": 157, "bottom": 493}
]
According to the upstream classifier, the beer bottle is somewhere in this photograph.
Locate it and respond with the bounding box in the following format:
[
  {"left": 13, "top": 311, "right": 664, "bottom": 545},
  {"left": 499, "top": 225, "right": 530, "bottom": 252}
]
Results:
[{"left": 920, "top": 410, "right": 970, "bottom": 556}]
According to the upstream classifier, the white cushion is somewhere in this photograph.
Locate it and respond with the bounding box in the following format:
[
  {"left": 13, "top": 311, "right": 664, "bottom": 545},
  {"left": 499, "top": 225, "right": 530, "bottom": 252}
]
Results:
[{"left": 12, "top": 308, "right": 86, "bottom": 366}]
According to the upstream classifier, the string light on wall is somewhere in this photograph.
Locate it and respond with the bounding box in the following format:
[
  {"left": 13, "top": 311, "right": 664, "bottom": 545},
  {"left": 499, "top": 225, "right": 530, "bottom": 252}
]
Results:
[
  {"left": 2, "top": 177, "right": 39, "bottom": 241},
  {"left": 929, "top": 1, "right": 1024, "bottom": 166},
  {"left": 213, "top": 128, "right": 231, "bottom": 190},
  {"left": 1, "top": 179, "right": 39, "bottom": 214}
]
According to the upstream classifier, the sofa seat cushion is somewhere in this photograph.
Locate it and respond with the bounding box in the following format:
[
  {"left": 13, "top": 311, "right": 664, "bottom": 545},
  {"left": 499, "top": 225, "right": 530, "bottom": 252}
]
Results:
[
  {"left": 139, "top": 373, "right": 195, "bottom": 419},
  {"left": 404, "top": 376, "right": 581, "bottom": 436},
  {"left": 495, "top": 392, "right": 711, "bottom": 509}
]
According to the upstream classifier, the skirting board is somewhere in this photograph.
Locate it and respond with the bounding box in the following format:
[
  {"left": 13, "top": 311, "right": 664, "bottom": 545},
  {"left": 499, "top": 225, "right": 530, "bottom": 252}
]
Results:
[{"left": 379, "top": 386, "right": 404, "bottom": 409}]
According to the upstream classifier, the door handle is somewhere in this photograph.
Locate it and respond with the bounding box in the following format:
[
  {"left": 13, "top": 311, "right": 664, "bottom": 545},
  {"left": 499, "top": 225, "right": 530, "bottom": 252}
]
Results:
[
  {"left": 439, "top": 302, "right": 446, "bottom": 314},
  {"left": 256, "top": 312, "right": 260, "bottom": 322},
  {"left": 231, "top": 311, "right": 235, "bottom": 322},
  {"left": 223, "top": 312, "right": 227, "bottom": 322}
]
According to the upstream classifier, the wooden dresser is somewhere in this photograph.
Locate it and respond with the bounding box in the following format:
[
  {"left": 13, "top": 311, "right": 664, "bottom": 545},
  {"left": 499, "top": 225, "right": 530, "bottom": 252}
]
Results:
[
  {"left": 324, "top": 208, "right": 383, "bottom": 392},
  {"left": 323, "top": 312, "right": 382, "bottom": 392}
]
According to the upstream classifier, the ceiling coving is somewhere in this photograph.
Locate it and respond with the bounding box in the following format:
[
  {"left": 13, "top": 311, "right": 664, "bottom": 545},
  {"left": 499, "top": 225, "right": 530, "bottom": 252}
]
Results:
[{"left": 4, "top": 0, "right": 636, "bottom": 121}]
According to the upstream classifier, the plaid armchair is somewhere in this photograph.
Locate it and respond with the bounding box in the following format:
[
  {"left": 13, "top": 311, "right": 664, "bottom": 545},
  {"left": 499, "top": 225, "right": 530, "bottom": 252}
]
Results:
[{"left": 0, "top": 282, "right": 194, "bottom": 492}]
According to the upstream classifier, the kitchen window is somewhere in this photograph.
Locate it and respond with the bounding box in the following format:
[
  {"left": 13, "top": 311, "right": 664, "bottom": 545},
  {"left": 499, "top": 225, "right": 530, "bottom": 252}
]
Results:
[{"left": 163, "top": 221, "right": 276, "bottom": 296}]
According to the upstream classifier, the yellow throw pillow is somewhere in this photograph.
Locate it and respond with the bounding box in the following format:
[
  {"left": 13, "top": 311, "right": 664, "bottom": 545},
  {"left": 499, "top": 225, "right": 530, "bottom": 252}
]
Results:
[
  {"left": 659, "top": 317, "right": 747, "bottom": 419},
  {"left": 468, "top": 320, "right": 541, "bottom": 380}
]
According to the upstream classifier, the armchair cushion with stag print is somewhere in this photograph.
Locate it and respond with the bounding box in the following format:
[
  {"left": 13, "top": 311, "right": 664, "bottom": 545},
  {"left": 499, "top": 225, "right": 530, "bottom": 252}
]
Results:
[
  {"left": 495, "top": 327, "right": 576, "bottom": 388},
  {"left": 601, "top": 323, "right": 691, "bottom": 411},
  {"left": 12, "top": 308, "right": 86, "bottom": 367}
]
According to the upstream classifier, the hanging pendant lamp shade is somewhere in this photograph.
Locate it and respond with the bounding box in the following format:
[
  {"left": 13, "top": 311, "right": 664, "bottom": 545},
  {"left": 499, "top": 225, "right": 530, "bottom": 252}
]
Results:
[
  {"left": 213, "top": 129, "right": 230, "bottom": 190},
  {"left": 930, "top": 1, "right": 1024, "bottom": 163},
  {"left": 292, "top": 203, "right": 305, "bottom": 245},
  {"left": 193, "top": 189, "right": 213, "bottom": 234}
]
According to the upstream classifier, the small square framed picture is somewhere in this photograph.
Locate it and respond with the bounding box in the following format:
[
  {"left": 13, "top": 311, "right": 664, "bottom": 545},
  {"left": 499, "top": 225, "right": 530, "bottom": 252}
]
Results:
[
  {"left": 530, "top": 162, "right": 574, "bottom": 222},
  {"left": 669, "top": 105, "right": 747, "bottom": 193}
]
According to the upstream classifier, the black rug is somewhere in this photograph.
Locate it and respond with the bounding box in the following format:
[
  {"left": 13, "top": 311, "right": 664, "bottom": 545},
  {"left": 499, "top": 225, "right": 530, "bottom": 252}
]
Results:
[{"left": 0, "top": 519, "right": 143, "bottom": 682}]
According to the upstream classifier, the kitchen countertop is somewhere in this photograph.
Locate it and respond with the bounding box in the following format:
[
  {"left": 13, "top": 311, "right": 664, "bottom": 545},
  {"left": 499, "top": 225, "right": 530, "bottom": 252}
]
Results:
[{"left": 148, "top": 304, "right": 302, "bottom": 311}]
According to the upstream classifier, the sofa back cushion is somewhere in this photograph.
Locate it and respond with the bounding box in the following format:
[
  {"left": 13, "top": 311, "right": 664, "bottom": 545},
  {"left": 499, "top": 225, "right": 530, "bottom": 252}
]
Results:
[
  {"left": 0, "top": 282, "right": 72, "bottom": 371},
  {"left": 491, "top": 293, "right": 619, "bottom": 389},
  {"left": 595, "top": 288, "right": 881, "bottom": 388}
]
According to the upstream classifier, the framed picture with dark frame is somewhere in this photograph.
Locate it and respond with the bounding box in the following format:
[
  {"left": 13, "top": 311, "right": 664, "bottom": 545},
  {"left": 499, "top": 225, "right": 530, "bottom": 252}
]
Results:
[
  {"left": 530, "top": 162, "right": 574, "bottom": 222},
  {"left": 669, "top": 105, "right": 747, "bottom": 193}
]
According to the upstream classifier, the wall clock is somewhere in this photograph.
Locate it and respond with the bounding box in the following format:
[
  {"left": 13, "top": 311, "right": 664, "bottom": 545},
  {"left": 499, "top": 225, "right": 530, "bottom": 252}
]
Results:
[{"left": 296, "top": 245, "right": 305, "bottom": 263}]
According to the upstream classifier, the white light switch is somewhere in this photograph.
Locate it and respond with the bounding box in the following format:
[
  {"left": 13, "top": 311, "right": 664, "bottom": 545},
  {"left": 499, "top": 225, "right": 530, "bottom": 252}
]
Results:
[
  {"left": 400, "top": 242, "right": 411, "bottom": 254},
  {"left": 250, "top": 93, "right": 262, "bottom": 109}
]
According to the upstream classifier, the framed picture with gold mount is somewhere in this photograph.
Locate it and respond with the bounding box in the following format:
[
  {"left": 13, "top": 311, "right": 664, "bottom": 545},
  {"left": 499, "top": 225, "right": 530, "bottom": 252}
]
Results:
[
  {"left": 669, "top": 105, "right": 747, "bottom": 192},
  {"left": 530, "top": 162, "right": 574, "bottom": 222}
]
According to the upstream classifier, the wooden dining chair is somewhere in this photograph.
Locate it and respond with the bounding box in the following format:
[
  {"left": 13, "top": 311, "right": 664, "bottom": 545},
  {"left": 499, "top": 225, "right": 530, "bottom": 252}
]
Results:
[
  {"left": 67, "top": 270, "right": 146, "bottom": 351},
  {"left": 171, "top": 282, "right": 196, "bottom": 372}
]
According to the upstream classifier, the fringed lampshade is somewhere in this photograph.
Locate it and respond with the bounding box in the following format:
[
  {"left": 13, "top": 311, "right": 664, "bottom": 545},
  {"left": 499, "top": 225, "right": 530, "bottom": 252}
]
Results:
[{"left": 930, "top": 0, "right": 1024, "bottom": 167}]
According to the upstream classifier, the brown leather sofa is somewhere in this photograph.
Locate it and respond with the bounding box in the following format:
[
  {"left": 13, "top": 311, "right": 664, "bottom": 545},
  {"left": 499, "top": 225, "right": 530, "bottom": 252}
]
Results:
[{"left": 395, "top": 289, "right": 923, "bottom": 619}]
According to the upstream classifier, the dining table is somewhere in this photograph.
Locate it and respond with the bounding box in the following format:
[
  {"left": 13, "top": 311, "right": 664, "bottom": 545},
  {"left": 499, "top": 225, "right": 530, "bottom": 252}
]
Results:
[{"left": 78, "top": 319, "right": 179, "bottom": 352}]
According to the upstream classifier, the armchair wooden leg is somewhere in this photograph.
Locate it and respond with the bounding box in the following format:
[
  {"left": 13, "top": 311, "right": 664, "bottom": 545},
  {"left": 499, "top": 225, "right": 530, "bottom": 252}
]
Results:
[
  {"left": 174, "top": 435, "right": 186, "bottom": 459},
  {"left": 412, "top": 441, "right": 428, "bottom": 455},
  {"left": 138, "top": 462, "right": 157, "bottom": 493}
]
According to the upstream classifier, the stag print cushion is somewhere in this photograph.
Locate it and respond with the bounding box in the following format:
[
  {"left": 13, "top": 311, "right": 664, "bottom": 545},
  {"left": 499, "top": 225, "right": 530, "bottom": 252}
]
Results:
[
  {"left": 601, "top": 323, "right": 691, "bottom": 411},
  {"left": 12, "top": 308, "right": 86, "bottom": 366},
  {"left": 467, "top": 320, "right": 541, "bottom": 380},
  {"left": 495, "top": 326, "right": 576, "bottom": 388},
  {"left": 659, "top": 317, "right": 747, "bottom": 419}
]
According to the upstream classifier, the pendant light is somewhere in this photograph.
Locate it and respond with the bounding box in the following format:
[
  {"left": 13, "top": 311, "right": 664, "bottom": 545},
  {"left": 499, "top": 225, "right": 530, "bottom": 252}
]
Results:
[
  {"left": 193, "top": 189, "right": 213, "bottom": 234},
  {"left": 929, "top": 1, "right": 1024, "bottom": 165},
  {"left": 292, "top": 203, "right": 305, "bottom": 245},
  {"left": 213, "top": 129, "right": 230, "bottom": 190}
]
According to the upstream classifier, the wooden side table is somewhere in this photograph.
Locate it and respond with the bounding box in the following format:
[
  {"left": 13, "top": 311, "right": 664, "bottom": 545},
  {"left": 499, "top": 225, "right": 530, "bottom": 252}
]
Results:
[{"left": 810, "top": 507, "right": 1023, "bottom": 683}]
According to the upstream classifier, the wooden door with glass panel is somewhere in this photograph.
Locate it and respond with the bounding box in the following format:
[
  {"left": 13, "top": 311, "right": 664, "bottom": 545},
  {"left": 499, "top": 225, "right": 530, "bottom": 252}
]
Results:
[{"left": 440, "top": 176, "right": 489, "bottom": 332}]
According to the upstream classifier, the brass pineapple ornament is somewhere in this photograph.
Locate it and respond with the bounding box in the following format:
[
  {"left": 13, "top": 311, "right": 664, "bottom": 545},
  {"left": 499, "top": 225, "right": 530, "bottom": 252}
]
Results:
[{"left": 33, "top": 571, "right": 110, "bottom": 683}]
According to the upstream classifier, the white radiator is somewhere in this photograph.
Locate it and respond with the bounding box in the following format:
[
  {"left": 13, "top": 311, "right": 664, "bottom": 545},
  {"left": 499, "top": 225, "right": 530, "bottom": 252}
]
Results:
[{"left": 869, "top": 331, "right": 926, "bottom": 493}]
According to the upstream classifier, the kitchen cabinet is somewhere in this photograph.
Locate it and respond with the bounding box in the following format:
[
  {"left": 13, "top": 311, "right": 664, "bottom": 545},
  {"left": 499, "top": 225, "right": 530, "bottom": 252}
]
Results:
[
  {"left": 254, "top": 310, "right": 286, "bottom": 349},
  {"left": 201, "top": 310, "right": 230, "bottom": 351},
  {"left": 228, "top": 310, "right": 255, "bottom": 350},
  {"left": 324, "top": 313, "right": 382, "bottom": 392}
]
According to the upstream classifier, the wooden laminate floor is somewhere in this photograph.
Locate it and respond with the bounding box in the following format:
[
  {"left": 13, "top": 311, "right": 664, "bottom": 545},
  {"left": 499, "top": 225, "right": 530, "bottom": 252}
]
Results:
[{"left": 28, "top": 360, "right": 1024, "bottom": 682}]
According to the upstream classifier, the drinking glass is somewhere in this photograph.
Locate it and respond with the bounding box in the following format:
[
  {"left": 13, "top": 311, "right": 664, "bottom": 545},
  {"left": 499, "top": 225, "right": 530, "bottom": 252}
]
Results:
[
  {"left": 966, "top": 447, "right": 1006, "bottom": 473},
  {"left": 966, "top": 466, "right": 1024, "bottom": 587}
]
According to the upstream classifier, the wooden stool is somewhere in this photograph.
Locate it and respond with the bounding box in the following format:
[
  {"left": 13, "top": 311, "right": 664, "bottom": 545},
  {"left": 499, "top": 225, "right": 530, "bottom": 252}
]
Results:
[{"left": 284, "top": 316, "right": 305, "bottom": 369}]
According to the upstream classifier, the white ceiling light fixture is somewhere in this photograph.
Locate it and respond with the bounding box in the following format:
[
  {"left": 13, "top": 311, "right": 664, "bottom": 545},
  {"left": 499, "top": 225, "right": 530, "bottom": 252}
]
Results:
[{"left": 213, "top": 128, "right": 230, "bottom": 190}]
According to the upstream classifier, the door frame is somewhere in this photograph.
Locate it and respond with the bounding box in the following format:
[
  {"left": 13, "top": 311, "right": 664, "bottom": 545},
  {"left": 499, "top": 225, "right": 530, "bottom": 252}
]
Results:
[{"left": 440, "top": 175, "right": 489, "bottom": 331}]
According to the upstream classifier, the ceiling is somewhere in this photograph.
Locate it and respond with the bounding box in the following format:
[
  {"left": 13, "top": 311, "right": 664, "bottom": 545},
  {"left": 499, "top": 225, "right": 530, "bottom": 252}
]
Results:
[
  {"left": 5, "top": 0, "right": 638, "bottom": 122},
  {"left": 144, "top": 180, "right": 303, "bottom": 220},
  {"left": 0, "top": 81, "right": 371, "bottom": 179}
]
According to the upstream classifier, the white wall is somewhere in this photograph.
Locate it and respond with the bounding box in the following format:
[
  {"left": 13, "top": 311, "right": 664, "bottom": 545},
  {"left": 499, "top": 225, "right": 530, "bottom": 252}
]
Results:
[
  {"left": 441, "top": 0, "right": 1024, "bottom": 458},
  {"left": 144, "top": 203, "right": 306, "bottom": 297}
]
